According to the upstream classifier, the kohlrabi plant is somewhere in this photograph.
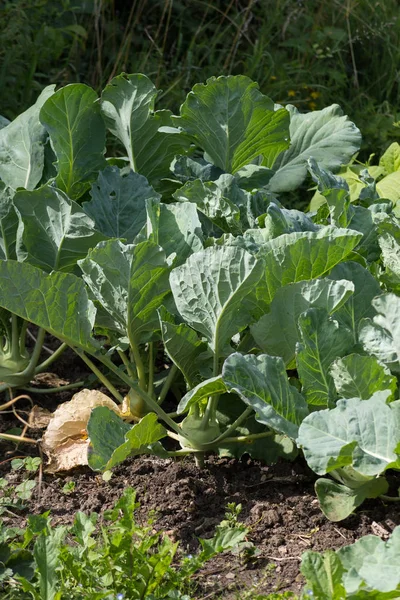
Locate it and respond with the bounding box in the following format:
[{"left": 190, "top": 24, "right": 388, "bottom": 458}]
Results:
[{"left": 0, "top": 73, "right": 400, "bottom": 520}]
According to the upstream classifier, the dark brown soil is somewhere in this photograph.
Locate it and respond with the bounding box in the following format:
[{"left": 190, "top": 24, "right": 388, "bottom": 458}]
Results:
[
  {"left": 1, "top": 341, "right": 400, "bottom": 598},
  {"left": 1, "top": 450, "right": 399, "bottom": 598}
]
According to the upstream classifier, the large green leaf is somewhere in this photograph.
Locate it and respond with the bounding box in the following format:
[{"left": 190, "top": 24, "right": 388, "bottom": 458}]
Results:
[
  {"left": 222, "top": 352, "right": 309, "bottom": 439},
  {"left": 301, "top": 550, "right": 345, "bottom": 599},
  {"left": 101, "top": 73, "right": 189, "bottom": 186},
  {"left": 0, "top": 260, "right": 97, "bottom": 352},
  {"left": 330, "top": 354, "right": 397, "bottom": 400},
  {"left": 174, "top": 75, "right": 290, "bottom": 173},
  {"left": 159, "top": 307, "right": 209, "bottom": 388},
  {"left": 144, "top": 198, "right": 203, "bottom": 265},
  {"left": 14, "top": 185, "right": 107, "bottom": 273},
  {"left": 359, "top": 293, "right": 400, "bottom": 373},
  {"left": 40, "top": 84, "right": 107, "bottom": 199},
  {"left": 297, "top": 392, "right": 400, "bottom": 476},
  {"left": 83, "top": 166, "right": 159, "bottom": 243},
  {"left": 269, "top": 104, "right": 361, "bottom": 192},
  {"left": 170, "top": 245, "right": 264, "bottom": 356},
  {"left": 338, "top": 527, "right": 400, "bottom": 594},
  {"left": 259, "top": 227, "right": 361, "bottom": 303},
  {"left": 0, "top": 86, "right": 55, "bottom": 191},
  {"left": 251, "top": 278, "right": 354, "bottom": 367},
  {"left": 79, "top": 239, "right": 170, "bottom": 343},
  {"left": 328, "top": 261, "right": 381, "bottom": 343},
  {"left": 315, "top": 476, "right": 389, "bottom": 522},
  {"left": 296, "top": 308, "right": 354, "bottom": 407},
  {"left": 87, "top": 408, "right": 166, "bottom": 471}
]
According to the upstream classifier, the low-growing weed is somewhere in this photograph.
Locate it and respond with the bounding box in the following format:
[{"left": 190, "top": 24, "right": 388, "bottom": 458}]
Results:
[{"left": 0, "top": 487, "right": 249, "bottom": 599}]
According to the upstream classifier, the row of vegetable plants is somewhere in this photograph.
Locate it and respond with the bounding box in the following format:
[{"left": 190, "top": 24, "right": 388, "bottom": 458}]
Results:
[{"left": 0, "top": 73, "right": 400, "bottom": 559}]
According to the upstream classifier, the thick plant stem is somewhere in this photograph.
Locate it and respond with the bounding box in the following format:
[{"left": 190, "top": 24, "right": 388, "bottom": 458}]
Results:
[
  {"left": 380, "top": 494, "right": 400, "bottom": 502},
  {"left": 202, "top": 347, "right": 221, "bottom": 426},
  {"left": 117, "top": 349, "right": 136, "bottom": 380},
  {"left": 19, "top": 320, "right": 29, "bottom": 356},
  {"left": 34, "top": 342, "right": 68, "bottom": 374},
  {"left": 201, "top": 406, "right": 254, "bottom": 449},
  {"left": 76, "top": 351, "right": 124, "bottom": 403},
  {"left": 94, "top": 352, "right": 184, "bottom": 437},
  {"left": 10, "top": 314, "right": 21, "bottom": 362},
  {"left": 24, "top": 328, "right": 46, "bottom": 374},
  {"left": 194, "top": 452, "right": 205, "bottom": 468},
  {"left": 158, "top": 364, "right": 178, "bottom": 405},
  {"left": 129, "top": 337, "right": 147, "bottom": 391},
  {"left": 22, "top": 381, "right": 85, "bottom": 394},
  {"left": 8, "top": 328, "right": 47, "bottom": 384},
  {"left": 148, "top": 342, "right": 154, "bottom": 398},
  {"left": 222, "top": 431, "right": 275, "bottom": 444}
]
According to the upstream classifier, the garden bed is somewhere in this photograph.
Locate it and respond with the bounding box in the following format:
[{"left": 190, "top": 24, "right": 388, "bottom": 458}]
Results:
[{"left": 1, "top": 387, "right": 399, "bottom": 597}]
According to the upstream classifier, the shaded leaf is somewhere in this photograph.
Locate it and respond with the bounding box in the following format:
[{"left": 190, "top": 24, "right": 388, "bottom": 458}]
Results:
[
  {"left": 315, "top": 476, "right": 389, "bottom": 522},
  {"left": 328, "top": 261, "right": 381, "bottom": 343},
  {"left": 251, "top": 278, "right": 354, "bottom": 367},
  {"left": 88, "top": 410, "right": 166, "bottom": 470},
  {"left": 0, "top": 260, "right": 97, "bottom": 351},
  {"left": 83, "top": 166, "right": 159, "bottom": 242},
  {"left": 14, "top": 185, "right": 106, "bottom": 273},
  {"left": 158, "top": 306, "right": 209, "bottom": 388},
  {"left": 178, "top": 376, "right": 226, "bottom": 413}
]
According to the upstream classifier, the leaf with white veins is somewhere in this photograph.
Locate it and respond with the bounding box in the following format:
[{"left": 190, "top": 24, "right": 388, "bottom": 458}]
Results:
[
  {"left": 251, "top": 278, "right": 354, "bottom": 367},
  {"left": 296, "top": 307, "right": 354, "bottom": 407},
  {"left": 0, "top": 260, "right": 97, "bottom": 352},
  {"left": 40, "top": 84, "right": 106, "bottom": 199},
  {"left": 14, "top": 185, "right": 107, "bottom": 273},
  {"left": 297, "top": 392, "right": 400, "bottom": 476},
  {"left": 259, "top": 227, "right": 362, "bottom": 304},
  {"left": 222, "top": 352, "right": 309, "bottom": 439},
  {"left": 170, "top": 245, "right": 264, "bottom": 355},
  {"left": 330, "top": 354, "right": 397, "bottom": 400},
  {"left": 0, "top": 86, "right": 55, "bottom": 190},
  {"left": 174, "top": 75, "right": 290, "bottom": 173}
]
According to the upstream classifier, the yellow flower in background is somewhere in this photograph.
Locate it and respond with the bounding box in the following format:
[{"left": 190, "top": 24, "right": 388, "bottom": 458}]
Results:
[
  {"left": 308, "top": 101, "right": 317, "bottom": 110},
  {"left": 310, "top": 90, "right": 321, "bottom": 99},
  {"left": 288, "top": 89, "right": 296, "bottom": 97},
  {"left": 270, "top": 75, "right": 277, "bottom": 81}
]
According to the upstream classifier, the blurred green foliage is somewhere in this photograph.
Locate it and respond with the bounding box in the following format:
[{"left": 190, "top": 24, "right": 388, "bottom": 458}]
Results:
[{"left": 1, "top": 0, "right": 400, "bottom": 155}]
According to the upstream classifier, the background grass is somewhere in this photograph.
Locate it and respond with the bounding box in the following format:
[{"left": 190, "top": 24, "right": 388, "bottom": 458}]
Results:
[{"left": 1, "top": 0, "right": 400, "bottom": 155}]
